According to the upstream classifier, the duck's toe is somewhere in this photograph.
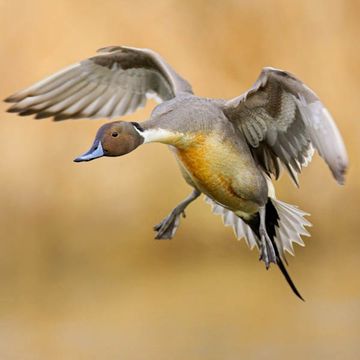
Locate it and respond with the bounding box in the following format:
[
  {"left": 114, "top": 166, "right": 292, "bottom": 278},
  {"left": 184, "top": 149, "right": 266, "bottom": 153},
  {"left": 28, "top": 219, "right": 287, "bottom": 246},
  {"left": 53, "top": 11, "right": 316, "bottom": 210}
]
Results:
[{"left": 154, "top": 210, "right": 185, "bottom": 240}]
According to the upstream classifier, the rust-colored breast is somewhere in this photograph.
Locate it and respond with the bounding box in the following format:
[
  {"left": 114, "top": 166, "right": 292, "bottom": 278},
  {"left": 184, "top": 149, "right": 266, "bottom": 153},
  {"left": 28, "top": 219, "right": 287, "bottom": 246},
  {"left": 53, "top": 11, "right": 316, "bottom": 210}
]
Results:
[
  {"left": 174, "top": 133, "right": 264, "bottom": 215},
  {"left": 176, "top": 134, "right": 212, "bottom": 181},
  {"left": 175, "top": 135, "right": 240, "bottom": 205}
]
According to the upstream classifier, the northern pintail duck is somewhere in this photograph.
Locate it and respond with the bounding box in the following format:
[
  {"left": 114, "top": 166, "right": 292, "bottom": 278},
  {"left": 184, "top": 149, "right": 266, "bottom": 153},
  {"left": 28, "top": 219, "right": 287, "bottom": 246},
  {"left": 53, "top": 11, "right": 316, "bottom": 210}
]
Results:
[{"left": 5, "top": 46, "right": 348, "bottom": 299}]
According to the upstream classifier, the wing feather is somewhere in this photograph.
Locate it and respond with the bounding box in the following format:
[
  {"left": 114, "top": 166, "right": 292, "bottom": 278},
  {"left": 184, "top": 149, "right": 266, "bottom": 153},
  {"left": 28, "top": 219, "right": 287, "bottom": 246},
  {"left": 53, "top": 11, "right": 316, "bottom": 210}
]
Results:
[
  {"left": 5, "top": 46, "right": 193, "bottom": 121},
  {"left": 223, "top": 67, "right": 348, "bottom": 185}
]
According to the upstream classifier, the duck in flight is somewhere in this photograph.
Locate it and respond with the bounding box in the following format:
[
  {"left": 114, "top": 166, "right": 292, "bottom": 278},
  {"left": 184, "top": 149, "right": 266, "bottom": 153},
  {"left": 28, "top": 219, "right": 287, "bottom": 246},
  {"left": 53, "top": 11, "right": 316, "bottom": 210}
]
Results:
[{"left": 5, "top": 46, "right": 348, "bottom": 300}]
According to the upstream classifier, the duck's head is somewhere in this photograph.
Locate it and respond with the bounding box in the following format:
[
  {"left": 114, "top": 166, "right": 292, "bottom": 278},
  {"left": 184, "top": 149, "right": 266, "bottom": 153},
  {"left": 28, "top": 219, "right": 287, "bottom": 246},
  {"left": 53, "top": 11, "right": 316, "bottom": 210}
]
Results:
[{"left": 74, "top": 121, "right": 144, "bottom": 162}]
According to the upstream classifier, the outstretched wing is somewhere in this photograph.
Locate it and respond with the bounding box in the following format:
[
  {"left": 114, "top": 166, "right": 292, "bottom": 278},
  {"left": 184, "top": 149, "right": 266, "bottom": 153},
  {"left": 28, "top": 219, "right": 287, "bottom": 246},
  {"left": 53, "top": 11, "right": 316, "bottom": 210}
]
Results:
[
  {"left": 223, "top": 67, "right": 348, "bottom": 185},
  {"left": 5, "top": 46, "right": 193, "bottom": 121}
]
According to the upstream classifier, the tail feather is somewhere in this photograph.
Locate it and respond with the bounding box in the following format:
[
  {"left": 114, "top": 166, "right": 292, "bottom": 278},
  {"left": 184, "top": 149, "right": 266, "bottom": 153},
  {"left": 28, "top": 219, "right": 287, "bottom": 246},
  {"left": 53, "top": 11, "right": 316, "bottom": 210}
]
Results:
[
  {"left": 245, "top": 199, "right": 305, "bottom": 300},
  {"left": 204, "top": 195, "right": 311, "bottom": 256},
  {"left": 205, "top": 196, "right": 258, "bottom": 249},
  {"left": 272, "top": 198, "right": 311, "bottom": 255},
  {"left": 205, "top": 195, "right": 311, "bottom": 300},
  {"left": 276, "top": 253, "right": 305, "bottom": 301},
  {"left": 265, "top": 199, "right": 305, "bottom": 301}
]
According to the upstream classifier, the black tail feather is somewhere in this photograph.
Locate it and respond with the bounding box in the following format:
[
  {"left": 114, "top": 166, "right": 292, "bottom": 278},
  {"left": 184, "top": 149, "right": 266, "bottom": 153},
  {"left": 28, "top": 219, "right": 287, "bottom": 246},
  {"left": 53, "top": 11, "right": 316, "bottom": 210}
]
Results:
[
  {"left": 266, "top": 199, "right": 305, "bottom": 301},
  {"left": 276, "top": 253, "right": 304, "bottom": 301},
  {"left": 246, "top": 199, "right": 305, "bottom": 301}
]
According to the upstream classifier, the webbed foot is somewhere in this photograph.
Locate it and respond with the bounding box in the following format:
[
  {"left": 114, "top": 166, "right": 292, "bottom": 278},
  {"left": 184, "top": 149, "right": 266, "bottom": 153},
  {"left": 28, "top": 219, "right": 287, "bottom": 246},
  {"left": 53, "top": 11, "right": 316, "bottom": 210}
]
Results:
[
  {"left": 153, "top": 189, "right": 201, "bottom": 240},
  {"left": 154, "top": 209, "right": 186, "bottom": 239}
]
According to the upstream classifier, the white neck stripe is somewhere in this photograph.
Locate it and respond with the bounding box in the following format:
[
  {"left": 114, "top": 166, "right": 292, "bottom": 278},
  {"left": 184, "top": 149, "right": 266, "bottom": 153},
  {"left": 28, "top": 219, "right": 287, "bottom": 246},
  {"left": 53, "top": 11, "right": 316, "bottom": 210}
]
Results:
[{"left": 133, "top": 126, "right": 176, "bottom": 144}]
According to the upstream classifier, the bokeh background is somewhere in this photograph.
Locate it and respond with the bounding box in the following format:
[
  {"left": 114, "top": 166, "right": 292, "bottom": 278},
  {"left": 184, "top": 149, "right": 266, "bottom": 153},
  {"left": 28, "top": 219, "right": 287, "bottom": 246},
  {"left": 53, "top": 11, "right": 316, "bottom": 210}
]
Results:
[{"left": 1, "top": 0, "right": 359, "bottom": 359}]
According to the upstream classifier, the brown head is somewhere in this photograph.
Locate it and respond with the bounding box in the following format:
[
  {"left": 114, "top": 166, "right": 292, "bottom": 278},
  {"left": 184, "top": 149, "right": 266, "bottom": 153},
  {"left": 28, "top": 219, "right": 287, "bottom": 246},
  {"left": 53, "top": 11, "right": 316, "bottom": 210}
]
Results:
[{"left": 74, "top": 121, "right": 144, "bottom": 162}]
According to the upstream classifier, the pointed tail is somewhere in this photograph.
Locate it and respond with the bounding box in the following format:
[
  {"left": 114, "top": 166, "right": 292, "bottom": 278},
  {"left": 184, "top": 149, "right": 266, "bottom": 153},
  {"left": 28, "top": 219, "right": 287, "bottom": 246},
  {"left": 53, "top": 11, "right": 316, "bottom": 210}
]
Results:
[
  {"left": 266, "top": 199, "right": 305, "bottom": 301},
  {"left": 246, "top": 199, "right": 305, "bottom": 301},
  {"left": 205, "top": 195, "right": 311, "bottom": 300}
]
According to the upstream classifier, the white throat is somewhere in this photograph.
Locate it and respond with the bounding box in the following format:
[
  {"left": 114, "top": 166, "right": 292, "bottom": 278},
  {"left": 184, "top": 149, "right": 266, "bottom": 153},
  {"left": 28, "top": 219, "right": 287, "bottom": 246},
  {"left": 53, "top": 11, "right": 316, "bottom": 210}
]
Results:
[{"left": 134, "top": 126, "right": 179, "bottom": 144}]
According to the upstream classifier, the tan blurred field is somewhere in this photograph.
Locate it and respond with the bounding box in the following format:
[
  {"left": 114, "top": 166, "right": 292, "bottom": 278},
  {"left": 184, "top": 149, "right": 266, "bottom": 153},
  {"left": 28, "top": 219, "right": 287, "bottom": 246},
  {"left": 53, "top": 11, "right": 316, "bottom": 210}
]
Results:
[{"left": 0, "top": 0, "right": 360, "bottom": 359}]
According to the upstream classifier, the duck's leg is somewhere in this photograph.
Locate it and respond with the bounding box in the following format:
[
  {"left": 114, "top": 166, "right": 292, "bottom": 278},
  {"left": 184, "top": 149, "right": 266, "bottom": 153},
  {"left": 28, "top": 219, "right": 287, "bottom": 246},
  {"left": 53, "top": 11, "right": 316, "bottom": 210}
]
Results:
[
  {"left": 258, "top": 206, "right": 277, "bottom": 269},
  {"left": 154, "top": 189, "right": 201, "bottom": 240}
]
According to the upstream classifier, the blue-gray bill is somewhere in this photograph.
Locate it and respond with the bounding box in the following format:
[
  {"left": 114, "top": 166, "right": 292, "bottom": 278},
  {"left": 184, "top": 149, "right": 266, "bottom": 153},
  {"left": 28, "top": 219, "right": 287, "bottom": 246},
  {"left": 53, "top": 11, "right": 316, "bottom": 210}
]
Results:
[{"left": 74, "top": 141, "right": 104, "bottom": 162}]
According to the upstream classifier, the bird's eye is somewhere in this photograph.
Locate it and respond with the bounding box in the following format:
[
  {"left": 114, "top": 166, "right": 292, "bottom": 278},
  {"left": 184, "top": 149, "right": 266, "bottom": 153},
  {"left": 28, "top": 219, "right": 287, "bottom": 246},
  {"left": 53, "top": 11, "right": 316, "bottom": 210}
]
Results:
[{"left": 111, "top": 132, "right": 119, "bottom": 137}]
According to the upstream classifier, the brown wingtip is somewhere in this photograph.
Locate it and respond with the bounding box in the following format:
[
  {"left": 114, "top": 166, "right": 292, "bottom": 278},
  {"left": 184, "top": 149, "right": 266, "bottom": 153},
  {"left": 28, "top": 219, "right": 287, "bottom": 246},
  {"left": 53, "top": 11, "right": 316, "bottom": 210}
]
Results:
[
  {"left": 336, "top": 177, "right": 346, "bottom": 186},
  {"left": 334, "top": 162, "right": 348, "bottom": 185},
  {"left": 34, "top": 111, "right": 53, "bottom": 120},
  {"left": 336, "top": 176, "right": 346, "bottom": 186},
  {"left": 4, "top": 94, "right": 19, "bottom": 103},
  {"left": 6, "top": 105, "right": 21, "bottom": 113}
]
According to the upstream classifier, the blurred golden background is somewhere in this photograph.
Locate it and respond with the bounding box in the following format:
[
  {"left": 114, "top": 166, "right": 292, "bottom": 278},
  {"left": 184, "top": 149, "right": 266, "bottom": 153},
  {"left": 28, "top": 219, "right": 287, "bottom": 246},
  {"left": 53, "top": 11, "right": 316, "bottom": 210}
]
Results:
[{"left": 1, "top": 0, "right": 359, "bottom": 359}]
